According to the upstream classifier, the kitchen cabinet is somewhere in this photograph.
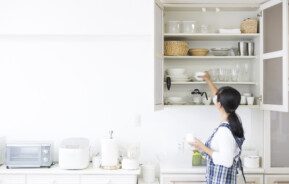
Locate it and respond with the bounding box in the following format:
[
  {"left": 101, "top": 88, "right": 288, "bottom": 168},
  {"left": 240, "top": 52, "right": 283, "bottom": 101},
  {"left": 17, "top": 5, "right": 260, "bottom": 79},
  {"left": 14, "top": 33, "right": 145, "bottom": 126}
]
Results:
[
  {"left": 237, "top": 174, "right": 264, "bottom": 184},
  {"left": 160, "top": 174, "right": 263, "bottom": 184},
  {"left": 0, "top": 175, "right": 25, "bottom": 184},
  {"left": 154, "top": 0, "right": 289, "bottom": 112},
  {"left": 26, "top": 175, "right": 80, "bottom": 184},
  {"left": 80, "top": 175, "right": 137, "bottom": 184},
  {"left": 265, "top": 175, "right": 289, "bottom": 184},
  {"left": 161, "top": 174, "right": 206, "bottom": 184}
]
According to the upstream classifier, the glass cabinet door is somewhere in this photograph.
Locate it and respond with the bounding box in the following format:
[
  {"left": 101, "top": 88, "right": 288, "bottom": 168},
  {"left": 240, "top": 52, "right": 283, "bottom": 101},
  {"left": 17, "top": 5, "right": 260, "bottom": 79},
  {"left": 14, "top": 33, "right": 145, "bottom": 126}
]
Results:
[
  {"left": 260, "top": 0, "right": 288, "bottom": 112},
  {"left": 264, "top": 92, "right": 289, "bottom": 172}
]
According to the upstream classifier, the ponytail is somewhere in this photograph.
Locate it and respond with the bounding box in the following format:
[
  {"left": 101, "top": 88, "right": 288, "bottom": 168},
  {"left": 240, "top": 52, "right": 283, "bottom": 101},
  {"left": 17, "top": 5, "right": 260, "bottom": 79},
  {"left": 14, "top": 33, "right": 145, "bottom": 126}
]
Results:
[
  {"left": 217, "top": 87, "right": 244, "bottom": 138},
  {"left": 228, "top": 111, "right": 244, "bottom": 138}
]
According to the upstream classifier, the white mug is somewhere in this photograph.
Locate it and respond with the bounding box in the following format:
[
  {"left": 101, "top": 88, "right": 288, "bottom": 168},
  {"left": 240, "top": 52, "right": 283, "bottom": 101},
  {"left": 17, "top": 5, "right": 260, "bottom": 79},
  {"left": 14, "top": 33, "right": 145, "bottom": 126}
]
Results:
[
  {"left": 240, "top": 96, "right": 247, "bottom": 105},
  {"left": 185, "top": 133, "right": 195, "bottom": 144},
  {"left": 247, "top": 97, "right": 254, "bottom": 105}
]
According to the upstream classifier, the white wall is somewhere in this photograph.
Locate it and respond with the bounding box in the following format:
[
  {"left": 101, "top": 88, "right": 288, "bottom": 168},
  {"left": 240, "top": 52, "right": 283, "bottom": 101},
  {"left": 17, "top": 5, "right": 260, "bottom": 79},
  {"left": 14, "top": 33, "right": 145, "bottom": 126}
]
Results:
[{"left": 0, "top": 0, "right": 264, "bottom": 164}]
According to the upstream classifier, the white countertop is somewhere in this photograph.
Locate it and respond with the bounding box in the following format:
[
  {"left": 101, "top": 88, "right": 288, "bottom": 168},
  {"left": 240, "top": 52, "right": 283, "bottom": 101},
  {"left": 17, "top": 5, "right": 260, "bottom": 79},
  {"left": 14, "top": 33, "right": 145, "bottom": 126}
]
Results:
[
  {"left": 160, "top": 163, "right": 264, "bottom": 174},
  {"left": 0, "top": 164, "right": 140, "bottom": 175}
]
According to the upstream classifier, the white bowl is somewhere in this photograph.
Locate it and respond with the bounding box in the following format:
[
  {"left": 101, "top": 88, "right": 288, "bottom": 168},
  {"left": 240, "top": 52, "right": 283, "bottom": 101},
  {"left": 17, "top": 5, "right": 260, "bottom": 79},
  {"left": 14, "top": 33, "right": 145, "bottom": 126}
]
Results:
[
  {"left": 167, "top": 97, "right": 184, "bottom": 104},
  {"left": 171, "top": 78, "right": 190, "bottom": 82},
  {"left": 194, "top": 72, "right": 205, "bottom": 81},
  {"left": 167, "top": 68, "right": 186, "bottom": 76},
  {"left": 202, "top": 97, "right": 212, "bottom": 105}
]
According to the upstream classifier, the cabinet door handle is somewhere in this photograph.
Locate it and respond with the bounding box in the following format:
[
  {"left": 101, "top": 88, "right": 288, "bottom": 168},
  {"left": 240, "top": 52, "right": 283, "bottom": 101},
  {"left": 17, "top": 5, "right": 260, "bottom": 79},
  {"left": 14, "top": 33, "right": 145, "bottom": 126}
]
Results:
[{"left": 274, "top": 181, "right": 289, "bottom": 184}]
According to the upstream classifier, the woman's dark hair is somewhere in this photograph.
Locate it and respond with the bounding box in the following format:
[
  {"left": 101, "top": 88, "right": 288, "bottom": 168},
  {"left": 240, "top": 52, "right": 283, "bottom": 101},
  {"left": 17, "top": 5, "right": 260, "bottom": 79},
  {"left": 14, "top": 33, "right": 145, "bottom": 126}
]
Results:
[{"left": 216, "top": 86, "right": 244, "bottom": 138}]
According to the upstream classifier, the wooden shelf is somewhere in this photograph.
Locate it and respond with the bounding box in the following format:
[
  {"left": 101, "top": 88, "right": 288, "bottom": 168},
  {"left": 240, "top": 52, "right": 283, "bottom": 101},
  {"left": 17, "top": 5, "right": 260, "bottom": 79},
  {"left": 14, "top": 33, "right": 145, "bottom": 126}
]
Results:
[
  {"left": 165, "top": 81, "right": 256, "bottom": 85},
  {"left": 164, "top": 56, "right": 257, "bottom": 60},
  {"left": 164, "top": 33, "right": 259, "bottom": 41}
]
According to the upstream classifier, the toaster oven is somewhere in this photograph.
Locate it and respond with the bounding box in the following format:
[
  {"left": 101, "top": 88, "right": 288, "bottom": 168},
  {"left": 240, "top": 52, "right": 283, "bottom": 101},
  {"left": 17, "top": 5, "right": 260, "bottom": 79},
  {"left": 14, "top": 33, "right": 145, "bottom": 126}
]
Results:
[{"left": 6, "top": 142, "right": 53, "bottom": 168}]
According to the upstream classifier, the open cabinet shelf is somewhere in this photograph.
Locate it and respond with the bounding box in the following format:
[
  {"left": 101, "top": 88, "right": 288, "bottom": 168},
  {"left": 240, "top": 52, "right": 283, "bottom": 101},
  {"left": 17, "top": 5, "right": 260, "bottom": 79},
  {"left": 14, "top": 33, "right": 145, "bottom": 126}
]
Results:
[
  {"left": 164, "top": 33, "right": 260, "bottom": 41},
  {"left": 164, "top": 82, "right": 257, "bottom": 85},
  {"left": 164, "top": 56, "right": 257, "bottom": 60}
]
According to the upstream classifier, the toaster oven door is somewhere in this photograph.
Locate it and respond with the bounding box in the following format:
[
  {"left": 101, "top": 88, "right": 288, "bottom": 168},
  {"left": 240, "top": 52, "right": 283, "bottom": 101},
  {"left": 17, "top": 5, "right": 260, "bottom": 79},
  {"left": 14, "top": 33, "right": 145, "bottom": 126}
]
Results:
[{"left": 6, "top": 146, "right": 42, "bottom": 167}]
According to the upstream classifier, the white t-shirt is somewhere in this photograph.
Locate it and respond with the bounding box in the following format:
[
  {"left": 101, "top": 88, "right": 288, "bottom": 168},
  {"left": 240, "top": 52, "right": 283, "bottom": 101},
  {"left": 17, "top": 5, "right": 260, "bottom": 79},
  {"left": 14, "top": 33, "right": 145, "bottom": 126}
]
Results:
[{"left": 210, "top": 122, "right": 239, "bottom": 168}]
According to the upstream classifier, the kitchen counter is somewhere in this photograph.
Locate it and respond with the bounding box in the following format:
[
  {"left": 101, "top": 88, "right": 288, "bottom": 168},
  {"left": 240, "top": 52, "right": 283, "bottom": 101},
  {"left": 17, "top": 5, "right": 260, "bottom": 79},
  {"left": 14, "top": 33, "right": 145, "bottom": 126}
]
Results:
[
  {"left": 160, "top": 163, "right": 264, "bottom": 174},
  {"left": 0, "top": 164, "right": 141, "bottom": 175}
]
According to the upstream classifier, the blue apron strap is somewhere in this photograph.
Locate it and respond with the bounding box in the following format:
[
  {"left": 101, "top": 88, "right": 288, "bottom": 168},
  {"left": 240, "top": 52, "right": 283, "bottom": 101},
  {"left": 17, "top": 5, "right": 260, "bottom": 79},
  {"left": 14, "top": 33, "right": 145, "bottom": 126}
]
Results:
[{"left": 221, "top": 123, "right": 246, "bottom": 183}]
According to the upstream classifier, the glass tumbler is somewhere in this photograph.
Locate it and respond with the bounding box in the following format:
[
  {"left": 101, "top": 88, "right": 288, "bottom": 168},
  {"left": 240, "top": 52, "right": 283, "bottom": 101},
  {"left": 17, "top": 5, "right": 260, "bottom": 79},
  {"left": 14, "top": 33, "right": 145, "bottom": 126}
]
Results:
[
  {"left": 219, "top": 68, "right": 226, "bottom": 82},
  {"left": 231, "top": 68, "right": 239, "bottom": 82}
]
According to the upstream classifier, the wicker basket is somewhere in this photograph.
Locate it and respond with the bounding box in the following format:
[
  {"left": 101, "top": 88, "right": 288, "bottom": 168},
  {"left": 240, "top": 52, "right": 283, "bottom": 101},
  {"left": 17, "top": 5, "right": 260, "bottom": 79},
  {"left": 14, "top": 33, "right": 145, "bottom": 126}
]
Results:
[
  {"left": 240, "top": 18, "right": 258, "bottom": 34},
  {"left": 164, "top": 41, "right": 189, "bottom": 56}
]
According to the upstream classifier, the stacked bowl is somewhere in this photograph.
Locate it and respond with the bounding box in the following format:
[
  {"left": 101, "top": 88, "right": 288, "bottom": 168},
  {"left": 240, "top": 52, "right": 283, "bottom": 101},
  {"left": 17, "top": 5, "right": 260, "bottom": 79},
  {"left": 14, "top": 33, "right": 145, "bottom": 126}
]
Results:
[{"left": 166, "top": 68, "right": 189, "bottom": 82}]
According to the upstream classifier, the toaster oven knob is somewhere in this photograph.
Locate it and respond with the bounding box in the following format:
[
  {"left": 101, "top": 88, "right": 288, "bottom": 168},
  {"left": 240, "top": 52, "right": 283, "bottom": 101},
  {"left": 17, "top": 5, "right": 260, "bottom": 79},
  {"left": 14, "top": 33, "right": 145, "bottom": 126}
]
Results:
[
  {"left": 43, "top": 157, "right": 48, "bottom": 162},
  {"left": 43, "top": 149, "right": 49, "bottom": 154}
]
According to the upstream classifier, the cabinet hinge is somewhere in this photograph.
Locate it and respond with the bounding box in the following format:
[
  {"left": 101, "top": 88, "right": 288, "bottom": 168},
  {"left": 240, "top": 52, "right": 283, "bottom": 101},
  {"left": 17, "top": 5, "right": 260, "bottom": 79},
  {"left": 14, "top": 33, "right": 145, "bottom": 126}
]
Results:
[{"left": 257, "top": 11, "right": 263, "bottom": 17}]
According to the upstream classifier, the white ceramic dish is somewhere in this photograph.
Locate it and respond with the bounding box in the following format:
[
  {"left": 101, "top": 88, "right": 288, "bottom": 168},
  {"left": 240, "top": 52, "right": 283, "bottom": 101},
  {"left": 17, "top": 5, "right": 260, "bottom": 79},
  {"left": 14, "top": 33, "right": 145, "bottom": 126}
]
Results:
[
  {"left": 194, "top": 72, "right": 205, "bottom": 81},
  {"left": 166, "top": 97, "right": 187, "bottom": 105},
  {"left": 211, "top": 48, "right": 231, "bottom": 56},
  {"left": 171, "top": 78, "right": 190, "bottom": 82},
  {"left": 167, "top": 68, "right": 186, "bottom": 76}
]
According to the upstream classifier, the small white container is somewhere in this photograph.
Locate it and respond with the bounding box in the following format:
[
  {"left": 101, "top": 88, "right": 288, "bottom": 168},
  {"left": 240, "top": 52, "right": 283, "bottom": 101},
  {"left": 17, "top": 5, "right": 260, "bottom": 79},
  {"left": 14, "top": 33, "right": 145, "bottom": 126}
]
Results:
[
  {"left": 166, "top": 21, "right": 181, "bottom": 33},
  {"left": 182, "top": 21, "right": 197, "bottom": 33},
  {"left": 244, "top": 156, "right": 260, "bottom": 168},
  {"left": 247, "top": 97, "right": 254, "bottom": 105},
  {"left": 194, "top": 72, "right": 205, "bottom": 81},
  {"left": 240, "top": 96, "right": 247, "bottom": 105},
  {"left": 185, "top": 133, "right": 195, "bottom": 144}
]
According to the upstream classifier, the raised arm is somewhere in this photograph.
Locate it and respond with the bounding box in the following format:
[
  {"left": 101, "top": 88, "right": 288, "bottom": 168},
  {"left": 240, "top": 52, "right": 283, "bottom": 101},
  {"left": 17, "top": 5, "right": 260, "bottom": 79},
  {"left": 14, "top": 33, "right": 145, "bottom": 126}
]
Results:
[{"left": 202, "top": 71, "right": 218, "bottom": 96}]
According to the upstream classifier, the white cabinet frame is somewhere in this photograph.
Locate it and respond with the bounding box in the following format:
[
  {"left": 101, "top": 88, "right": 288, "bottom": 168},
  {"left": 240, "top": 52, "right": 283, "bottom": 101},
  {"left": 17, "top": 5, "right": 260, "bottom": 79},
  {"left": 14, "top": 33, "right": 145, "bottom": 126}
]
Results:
[
  {"left": 154, "top": 0, "right": 164, "bottom": 111},
  {"left": 260, "top": 0, "right": 289, "bottom": 112}
]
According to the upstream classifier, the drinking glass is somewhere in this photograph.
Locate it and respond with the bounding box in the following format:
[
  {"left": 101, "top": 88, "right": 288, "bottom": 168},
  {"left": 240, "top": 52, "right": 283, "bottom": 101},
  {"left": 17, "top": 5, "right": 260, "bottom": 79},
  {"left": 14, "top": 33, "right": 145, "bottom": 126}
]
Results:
[
  {"left": 210, "top": 69, "right": 219, "bottom": 82},
  {"left": 225, "top": 68, "right": 232, "bottom": 82},
  {"left": 231, "top": 68, "right": 239, "bottom": 82},
  {"left": 219, "top": 68, "right": 226, "bottom": 82}
]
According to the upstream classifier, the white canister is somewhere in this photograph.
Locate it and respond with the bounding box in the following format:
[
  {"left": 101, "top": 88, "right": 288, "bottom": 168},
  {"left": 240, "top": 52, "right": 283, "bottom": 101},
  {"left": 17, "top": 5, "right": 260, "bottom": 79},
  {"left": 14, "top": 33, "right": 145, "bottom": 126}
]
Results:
[
  {"left": 244, "top": 156, "right": 260, "bottom": 168},
  {"left": 247, "top": 97, "right": 254, "bottom": 105},
  {"left": 142, "top": 163, "right": 156, "bottom": 183},
  {"left": 240, "top": 96, "right": 247, "bottom": 105},
  {"left": 101, "top": 131, "right": 119, "bottom": 168}
]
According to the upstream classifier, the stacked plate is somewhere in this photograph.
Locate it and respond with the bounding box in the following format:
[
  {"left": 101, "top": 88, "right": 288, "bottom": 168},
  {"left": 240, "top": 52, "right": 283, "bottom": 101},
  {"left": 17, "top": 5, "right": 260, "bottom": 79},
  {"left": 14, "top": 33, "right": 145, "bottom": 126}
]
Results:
[
  {"left": 165, "top": 97, "right": 187, "bottom": 105},
  {"left": 166, "top": 68, "right": 190, "bottom": 82}
]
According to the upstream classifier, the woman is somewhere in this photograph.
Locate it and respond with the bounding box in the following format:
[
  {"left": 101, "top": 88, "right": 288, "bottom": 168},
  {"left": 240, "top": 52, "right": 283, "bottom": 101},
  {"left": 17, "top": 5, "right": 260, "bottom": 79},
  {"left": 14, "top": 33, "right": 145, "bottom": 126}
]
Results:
[{"left": 192, "top": 72, "right": 245, "bottom": 184}]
